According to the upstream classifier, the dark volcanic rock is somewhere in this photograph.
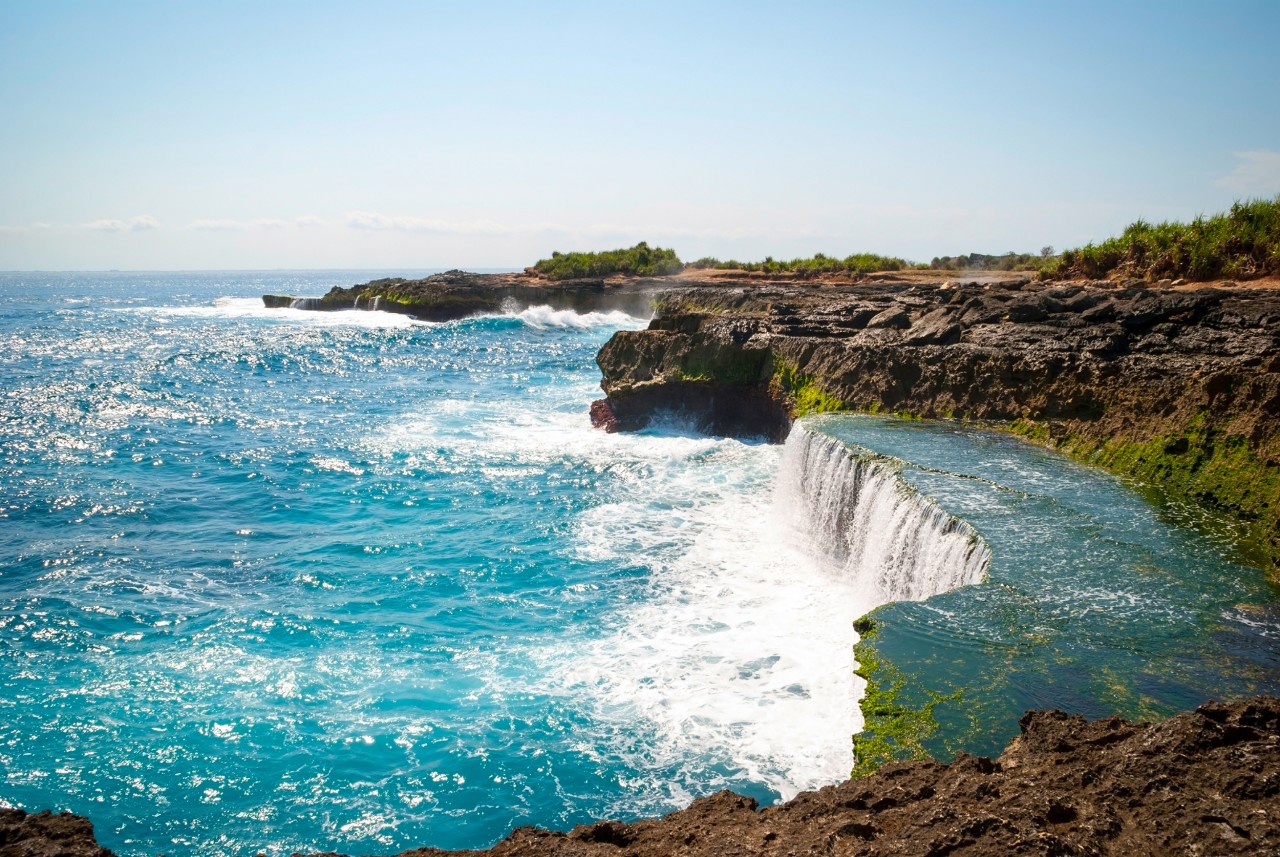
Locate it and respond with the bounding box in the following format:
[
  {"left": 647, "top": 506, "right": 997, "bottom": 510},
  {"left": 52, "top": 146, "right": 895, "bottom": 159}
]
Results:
[
  {"left": 593, "top": 279, "right": 1280, "bottom": 571},
  {"left": 11, "top": 699, "right": 1279, "bottom": 857},
  {"left": 588, "top": 398, "right": 619, "bottom": 432},
  {"left": 262, "top": 271, "right": 665, "bottom": 321},
  {"left": 0, "top": 810, "right": 114, "bottom": 857}
]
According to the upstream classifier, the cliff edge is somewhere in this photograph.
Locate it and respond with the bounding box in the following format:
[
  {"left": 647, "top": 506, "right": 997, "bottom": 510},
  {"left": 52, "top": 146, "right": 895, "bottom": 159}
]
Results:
[{"left": 592, "top": 276, "right": 1280, "bottom": 573}]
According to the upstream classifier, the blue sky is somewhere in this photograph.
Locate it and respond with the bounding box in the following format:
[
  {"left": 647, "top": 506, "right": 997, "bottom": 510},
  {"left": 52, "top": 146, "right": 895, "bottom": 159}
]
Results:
[{"left": 2, "top": 0, "right": 1278, "bottom": 270}]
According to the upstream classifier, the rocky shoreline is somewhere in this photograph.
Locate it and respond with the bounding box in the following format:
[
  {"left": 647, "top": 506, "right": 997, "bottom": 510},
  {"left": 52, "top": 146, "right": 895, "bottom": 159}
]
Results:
[
  {"left": 6, "top": 697, "right": 1277, "bottom": 856},
  {"left": 588, "top": 273, "right": 1280, "bottom": 574},
  {"left": 262, "top": 269, "right": 663, "bottom": 321}
]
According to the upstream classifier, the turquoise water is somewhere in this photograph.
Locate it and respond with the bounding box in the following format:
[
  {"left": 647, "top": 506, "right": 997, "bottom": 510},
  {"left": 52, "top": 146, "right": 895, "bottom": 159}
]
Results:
[
  {"left": 806, "top": 414, "right": 1280, "bottom": 759},
  {"left": 0, "top": 272, "right": 866, "bottom": 856},
  {"left": 1, "top": 273, "right": 1275, "bottom": 857}
]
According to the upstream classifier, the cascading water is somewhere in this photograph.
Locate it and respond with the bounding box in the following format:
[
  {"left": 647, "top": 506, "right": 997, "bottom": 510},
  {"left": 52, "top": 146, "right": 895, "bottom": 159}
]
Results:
[
  {"left": 777, "top": 422, "right": 990, "bottom": 605},
  {"left": 802, "top": 412, "right": 1280, "bottom": 761}
]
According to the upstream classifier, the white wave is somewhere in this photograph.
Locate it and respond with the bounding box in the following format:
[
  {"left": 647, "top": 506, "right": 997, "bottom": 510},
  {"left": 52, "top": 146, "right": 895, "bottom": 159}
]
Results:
[
  {"left": 365, "top": 392, "right": 988, "bottom": 809},
  {"left": 556, "top": 420, "right": 991, "bottom": 805},
  {"left": 129, "top": 297, "right": 429, "bottom": 328},
  {"left": 368, "top": 396, "right": 862, "bottom": 803},
  {"left": 506, "top": 304, "right": 649, "bottom": 331},
  {"left": 559, "top": 442, "right": 867, "bottom": 804}
]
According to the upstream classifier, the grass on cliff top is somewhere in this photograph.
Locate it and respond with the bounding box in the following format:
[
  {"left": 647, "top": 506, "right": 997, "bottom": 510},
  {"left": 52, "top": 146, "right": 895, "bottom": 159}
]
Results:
[
  {"left": 1041, "top": 195, "right": 1280, "bottom": 282},
  {"left": 686, "top": 252, "right": 909, "bottom": 276},
  {"left": 532, "top": 242, "right": 683, "bottom": 280}
]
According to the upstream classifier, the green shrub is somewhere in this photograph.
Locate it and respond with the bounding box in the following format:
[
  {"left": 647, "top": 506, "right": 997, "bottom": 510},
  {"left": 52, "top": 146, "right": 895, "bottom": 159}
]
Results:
[
  {"left": 532, "top": 242, "right": 683, "bottom": 280},
  {"left": 683, "top": 252, "right": 909, "bottom": 275}
]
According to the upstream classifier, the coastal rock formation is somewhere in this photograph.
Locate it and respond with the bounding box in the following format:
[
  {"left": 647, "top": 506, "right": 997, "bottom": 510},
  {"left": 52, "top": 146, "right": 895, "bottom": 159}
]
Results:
[
  {"left": 262, "top": 270, "right": 665, "bottom": 321},
  {"left": 0, "top": 809, "right": 113, "bottom": 857},
  {"left": 6, "top": 698, "right": 1277, "bottom": 856},
  {"left": 592, "top": 276, "right": 1280, "bottom": 571}
]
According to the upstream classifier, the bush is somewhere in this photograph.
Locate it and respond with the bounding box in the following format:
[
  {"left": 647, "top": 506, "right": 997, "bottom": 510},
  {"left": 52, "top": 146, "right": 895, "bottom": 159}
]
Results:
[
  {"left": 532, "top": 242, "right": 683, "bottom": 280},
  {"left": 683, "top": 252, "right": 908, "bottom": 275}
]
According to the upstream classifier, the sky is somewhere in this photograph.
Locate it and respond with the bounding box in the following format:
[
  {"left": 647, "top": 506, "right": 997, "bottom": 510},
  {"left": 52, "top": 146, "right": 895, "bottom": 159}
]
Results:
[{"left": 2, "top": 0, "right": 1278, "bottom": 271}]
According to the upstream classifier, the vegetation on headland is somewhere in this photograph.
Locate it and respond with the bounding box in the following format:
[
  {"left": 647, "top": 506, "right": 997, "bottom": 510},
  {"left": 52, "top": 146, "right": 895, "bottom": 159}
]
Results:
[
  {"left": 532, "top": 242, "right": 683, "bottom": 280},
  {"left": 687, "top": 252, "right": 908, "bottom": 276},
  {"left": 535, "top": 197, "right": 1278, "bottom": 284},
  {"left": 1041, "top": 195, "right": 1280, "bottom": 282}
]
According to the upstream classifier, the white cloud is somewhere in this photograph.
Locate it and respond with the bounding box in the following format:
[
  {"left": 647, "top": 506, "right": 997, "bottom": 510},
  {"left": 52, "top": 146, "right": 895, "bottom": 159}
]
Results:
[
  {"left": 1216, "top": 150, "right": 1280, "bottom": 196},
  {"left": 86, "top": 215, "right": 160, "bottom": 232},
  {"left": 294, "top": 215, "right": 327, "bottom": 228},
  {"left": 344, "top": 210, "right": 506, "bottom": 235}
]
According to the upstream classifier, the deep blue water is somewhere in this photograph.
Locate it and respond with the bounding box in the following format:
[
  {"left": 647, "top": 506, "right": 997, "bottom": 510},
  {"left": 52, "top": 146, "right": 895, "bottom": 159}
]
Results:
[{"left": 1, "top": 272, "right": 1275, "bottom": 857}]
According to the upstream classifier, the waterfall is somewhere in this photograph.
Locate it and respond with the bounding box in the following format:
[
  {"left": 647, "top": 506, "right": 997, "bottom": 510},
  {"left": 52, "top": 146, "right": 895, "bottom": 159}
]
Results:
[
  {"left": 778, "top": 422, "right": 989, "bottom": 605},
  {"left": 289, "top": 297, "right": 322, "bottom": 310},
  {"left": 371, "top": 295, "right": 382, "bottom": 312}
]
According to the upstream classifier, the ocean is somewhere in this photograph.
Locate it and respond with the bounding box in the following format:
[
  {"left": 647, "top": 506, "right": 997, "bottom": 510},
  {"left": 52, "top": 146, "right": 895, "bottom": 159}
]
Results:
[{"left": 1, "top": 271, "right": 1275, "bottom": 856}]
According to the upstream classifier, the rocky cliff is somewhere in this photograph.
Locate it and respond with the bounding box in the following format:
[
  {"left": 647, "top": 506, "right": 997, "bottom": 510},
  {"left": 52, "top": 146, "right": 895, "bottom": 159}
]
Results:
[
  {"left": 5, "top": 697, "right": 1277, "bottom": 857},
  {"left": 592, "top": 276, "right": 1280, "bottom": 573},
  {"left": 262, "top": 270, "right": 663, "bottom": 321}
]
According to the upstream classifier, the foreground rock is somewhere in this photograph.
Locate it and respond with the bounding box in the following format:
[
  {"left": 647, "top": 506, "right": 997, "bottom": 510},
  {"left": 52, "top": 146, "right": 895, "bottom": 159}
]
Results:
[
  {"left": 5, "top": 698, "right": 1277, "bottom": 856},
  {"left": 0, "top": 809, "right": 113, "bottom": 857},
  {"left": 463, "top": 698, "right": 1280, "bottom": 857},
  {"left": 593, "top": 276, "right": 1280, "bottom": 572}
]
